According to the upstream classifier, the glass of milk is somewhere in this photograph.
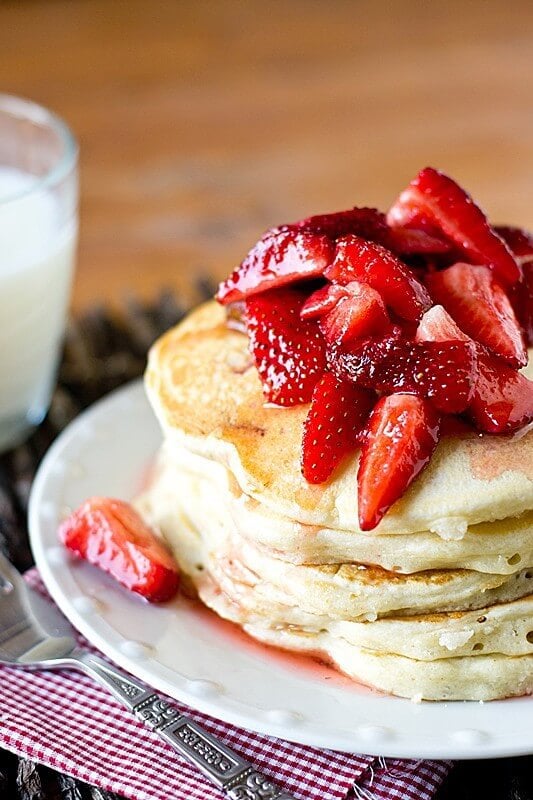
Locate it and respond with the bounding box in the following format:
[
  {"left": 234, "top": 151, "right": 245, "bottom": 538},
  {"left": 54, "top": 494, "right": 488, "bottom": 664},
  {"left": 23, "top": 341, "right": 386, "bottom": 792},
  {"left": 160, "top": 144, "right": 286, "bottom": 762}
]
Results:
[{"left": 0, "top": 94, "right": 78, "bottom": 452}]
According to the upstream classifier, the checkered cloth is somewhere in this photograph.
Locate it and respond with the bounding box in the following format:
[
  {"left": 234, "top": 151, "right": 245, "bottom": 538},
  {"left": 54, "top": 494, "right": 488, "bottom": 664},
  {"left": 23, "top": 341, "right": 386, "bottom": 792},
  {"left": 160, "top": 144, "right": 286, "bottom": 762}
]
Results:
[{"left": 0, "top": 570, "right": 452, "bottom": 800}]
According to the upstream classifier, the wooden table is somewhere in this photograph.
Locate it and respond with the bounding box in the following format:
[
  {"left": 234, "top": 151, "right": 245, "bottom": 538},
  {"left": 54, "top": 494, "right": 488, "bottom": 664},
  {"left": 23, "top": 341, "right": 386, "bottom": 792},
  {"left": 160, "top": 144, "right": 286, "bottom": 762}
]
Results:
[
  {"left": 1, "top": 2, "right": 532, "bottom": 799},
  {"left": 1, "top": 0, "right": 532, "bottom": 311}
]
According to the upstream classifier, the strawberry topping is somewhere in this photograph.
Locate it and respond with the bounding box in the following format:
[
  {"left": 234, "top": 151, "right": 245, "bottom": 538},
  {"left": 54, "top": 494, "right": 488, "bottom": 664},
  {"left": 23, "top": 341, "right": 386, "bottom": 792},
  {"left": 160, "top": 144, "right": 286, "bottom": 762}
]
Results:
[
  {"left": 510, "top": 258, "right": 533, "bottom": 347},
  {"left": 215, "top": 167, "right": 533, "bottom": 530},
  {"left": 291, "top": 207, "right": 389, "bottom": 241},
  {"left": 59, "top": 497, "right": 180, "bottom": 602},
  {"left": 357, "top": 394, "right": 441, "bottom": 531},
  {"left": 300, "top": 283, "right": 347, "bottom": 320},
  {"left": 494, "top": 225, "right": 533, "bottom": 259},
  {"left": 216, "top": 227, "right": 334, "bottom": 305},
  {"left": 325, "top": 235, "right": 432, "bottom": 321},
  {"left": 417, "top": 304, "right": 533, "bottom": 433},
  {"left": 388, "top": 167, "right": 522, "bottom": 287},
  {"left": 426, "top": 262, "right": 527, "bottom": 368},
  {"left": 244, "top": 286, "right": 326, "bottom": 406},
  {"left": 330, "top": 335, "right": 477, "bottom": 414},
  {"left": 301, "top": 373, "right": 374, "bottom": 483},
  {"left": 386, "top": 225, "right": 453, "bottom": 256},
  {"left": 468, "top": 357, "right": 533, "bottom": 434},
  {"left": 302, "top": 281, "right": 390, "bottom": 347},
  {"left": 319, "top": 283, "right": 390, "bottom": 347}
]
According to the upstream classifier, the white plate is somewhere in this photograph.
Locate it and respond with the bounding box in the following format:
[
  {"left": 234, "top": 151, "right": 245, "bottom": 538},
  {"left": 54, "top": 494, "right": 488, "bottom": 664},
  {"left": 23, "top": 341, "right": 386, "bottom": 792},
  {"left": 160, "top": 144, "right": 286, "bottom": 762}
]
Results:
[{"left": 29, "top": 380, "right": 533, "bottom": 760}]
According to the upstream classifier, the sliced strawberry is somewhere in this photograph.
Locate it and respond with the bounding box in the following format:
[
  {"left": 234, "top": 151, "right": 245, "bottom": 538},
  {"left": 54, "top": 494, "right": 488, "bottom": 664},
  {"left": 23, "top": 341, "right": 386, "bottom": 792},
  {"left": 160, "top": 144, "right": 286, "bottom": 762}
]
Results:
[
  {"left": 329, "top": 335, "right": 477, "bottom": 414},
  {"left": 357, "top": 394, "right": 440, "bottom": 531},
  {"left": 216, "top": 227, "right": 334, "bottom": 304},
  {"left": 244, "top": 286, "right": 326, "bottom": 406},
  {"left": 300, "top": 283, "right": 346, "bottom": 320},
  {"left": 59, "top": 497, "right": 180, "bottom": 602},
  {"left": 494, "top": 226, "right": 533, "bottom": 259},
  {"left": 319, "top": 282, "right": 390, "bottom": 347},
  {"left": 510, "top": 258, "right": 533, "bottom": 346},
  {"left": 386, "top": 225, "right": 453, "bottom": 255},
  {"left": 468, "top": 357, "right": 533, "bottom": 433},
  {"left": 301, "top": 280, "right": 390, "bottom": 347},
  {"left": 387, "top": 168, "right": 521, "bottom": 286},
  {"left": 292, "top": 207, "right": 389, "bottom": 241},
  {"left": 415, "top": 304, "right": 469, "bottom": 343},
  {"left": 325, "top": 235, "right": 432, "bottom": 321},
  {"left": 292, "top": 205, "right": 453, "bottom": 258},
  {"left": 301, "top": 373, "right": 375, "bottom": 483},
  {"left": 416, "top": 304, "right": 533, "bottom": 433},
  {"left": 426, "top": 262, "right": 526, "bottom": 368}
]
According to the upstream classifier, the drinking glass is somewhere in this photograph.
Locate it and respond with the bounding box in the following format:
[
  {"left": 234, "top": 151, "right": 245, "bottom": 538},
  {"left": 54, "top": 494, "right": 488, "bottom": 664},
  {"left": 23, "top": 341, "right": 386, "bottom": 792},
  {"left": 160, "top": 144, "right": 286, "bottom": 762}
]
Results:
[{"left": 0, "top": 94, "right": 78, "bottom": 451}]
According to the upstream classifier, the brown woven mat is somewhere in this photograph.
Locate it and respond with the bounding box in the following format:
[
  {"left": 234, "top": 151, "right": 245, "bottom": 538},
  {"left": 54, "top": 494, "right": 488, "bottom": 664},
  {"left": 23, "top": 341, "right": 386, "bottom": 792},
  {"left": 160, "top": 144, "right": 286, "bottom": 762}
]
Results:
[{"left": 0, "top": 288, "right": 531, "bottom": 800}]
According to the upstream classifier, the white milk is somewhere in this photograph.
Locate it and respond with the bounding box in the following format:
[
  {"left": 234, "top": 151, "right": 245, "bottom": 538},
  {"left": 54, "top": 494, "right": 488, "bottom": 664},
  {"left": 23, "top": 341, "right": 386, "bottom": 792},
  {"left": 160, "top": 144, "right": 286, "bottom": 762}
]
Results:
[{"left": 0, "top": 166, "right": 77, "bottom": 443}]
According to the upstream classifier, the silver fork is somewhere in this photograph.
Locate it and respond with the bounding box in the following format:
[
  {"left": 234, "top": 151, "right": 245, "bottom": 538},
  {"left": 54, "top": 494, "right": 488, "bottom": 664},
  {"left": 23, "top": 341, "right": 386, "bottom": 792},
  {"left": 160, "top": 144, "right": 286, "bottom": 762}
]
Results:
[{"left": 0, "top": 552, "right": 296, "bottom": 799}]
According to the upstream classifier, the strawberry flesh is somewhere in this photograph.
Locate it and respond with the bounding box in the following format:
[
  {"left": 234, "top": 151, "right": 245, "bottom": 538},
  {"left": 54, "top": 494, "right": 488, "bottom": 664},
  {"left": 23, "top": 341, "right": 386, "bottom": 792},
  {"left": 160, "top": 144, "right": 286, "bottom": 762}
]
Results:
[
  {"left": 244, "top": 286, "right": 326, "bottom": 406},
  {"left": 357, "top": 394, "right": 441, "bottom": 530},
  {"left": 59, "top": 497, "right": 180, "bottom": 602},
  {"left": 325, "top": 235, "right": 432, "bottom": 321},
  {"left": 417, "top": 305, "right": 533, "bottom": 433},
  {"left": 301, "top": 373, "right": 375, "bottom": 483},
  {"left": 415, "top": 304, "right": 468, "bottom": 343},
  {"left": 329, "top": 335, "right": 477, "bottom": 414},
  {"left": 426, "top": 262, "right": 526, "bottom": 368},
  {"left": 300, "top": 283, "right": 346, "bottom": 320},
  {"left": 301, "top": 281, "right": 390, "bottom": 347},
  {"left": 319, "top": 282, "right": 390, "bottom": 347},
  {"left": 216, "top": 227, "right": 334, "bottom": 304},
  {"left": 387, "top": 167, "right": 521, "bottom": 286}
]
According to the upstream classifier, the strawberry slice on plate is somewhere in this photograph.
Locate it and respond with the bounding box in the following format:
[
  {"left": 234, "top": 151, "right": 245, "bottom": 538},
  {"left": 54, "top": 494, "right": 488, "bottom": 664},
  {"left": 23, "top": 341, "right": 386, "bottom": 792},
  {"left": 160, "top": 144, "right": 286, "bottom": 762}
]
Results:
[
  {"left": 416, "top": 305, "right": 533, "bottom": 433},
  {"left": 387, "top": 167, "right": 521, "bottom": 287},
  {"left": 426, "top": 262, "right": 527, "bottom": 368},
  {"left": 301, "top": 372, "right": 375, "bottom": 483},
  {"left": 245, "top": 286, "right": 326, "bottom": 406},
  {"left": 216, "top": 227, "right": 334, "bottom": 304},
  {"left": 330, "top": 335, "right": 477, "bottom": 414},
  {"left": 325, "top": 235, "right": 432, "bottom": 321},
  {"left": 301, "top": 281, "right": 390, "bottom": 347},
  {"left": 357, "top": 394, "right": 441, "bottom": 531},
  {"left": 59, "top": 497, "right": 180, "bottom": 602}
]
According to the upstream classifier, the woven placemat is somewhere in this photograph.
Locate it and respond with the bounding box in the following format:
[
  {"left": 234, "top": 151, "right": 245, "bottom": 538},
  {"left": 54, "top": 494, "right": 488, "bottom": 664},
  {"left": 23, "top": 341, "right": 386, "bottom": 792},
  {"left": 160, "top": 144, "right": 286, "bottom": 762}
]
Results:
[{"left": 0, "top": 286, "right": 531, "bottom": 800}]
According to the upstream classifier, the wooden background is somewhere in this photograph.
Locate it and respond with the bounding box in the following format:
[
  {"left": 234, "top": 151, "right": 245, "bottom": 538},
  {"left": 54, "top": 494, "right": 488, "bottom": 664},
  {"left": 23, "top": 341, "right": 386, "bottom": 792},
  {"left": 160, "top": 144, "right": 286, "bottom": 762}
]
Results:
[{"left": 1, "top": 0, "right": 532, "bottom": 311}]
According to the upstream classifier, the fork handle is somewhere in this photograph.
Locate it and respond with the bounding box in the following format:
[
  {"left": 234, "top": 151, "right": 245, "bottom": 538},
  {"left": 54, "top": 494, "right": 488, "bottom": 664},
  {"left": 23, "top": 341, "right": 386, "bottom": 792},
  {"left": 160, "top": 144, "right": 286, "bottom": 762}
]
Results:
[{"left": 72, "top": 650, "right": 296, "bottom": 799}]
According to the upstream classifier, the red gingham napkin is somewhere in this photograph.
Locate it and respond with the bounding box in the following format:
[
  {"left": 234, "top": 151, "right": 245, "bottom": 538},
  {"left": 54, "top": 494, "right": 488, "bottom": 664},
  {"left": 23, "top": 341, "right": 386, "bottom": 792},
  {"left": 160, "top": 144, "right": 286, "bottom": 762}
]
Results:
[{"left": 0, "top": 569, "right": 452, "bottom": 800}]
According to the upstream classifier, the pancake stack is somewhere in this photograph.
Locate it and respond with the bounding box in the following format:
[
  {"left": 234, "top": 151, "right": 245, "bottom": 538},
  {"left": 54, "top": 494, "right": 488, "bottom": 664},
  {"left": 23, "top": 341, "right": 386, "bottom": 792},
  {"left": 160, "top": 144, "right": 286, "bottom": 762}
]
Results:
[{"left": 139, "top": 301, "right": 533, "bottom": 701}]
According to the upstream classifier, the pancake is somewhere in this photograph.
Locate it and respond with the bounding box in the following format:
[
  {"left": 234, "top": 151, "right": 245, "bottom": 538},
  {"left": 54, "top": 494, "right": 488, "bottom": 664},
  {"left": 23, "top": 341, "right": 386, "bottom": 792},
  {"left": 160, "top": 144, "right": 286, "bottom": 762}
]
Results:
[
  {"left": 145, "top": 301, "right": 533, "bottom": 538},
  {"left": 136, "top": 452, "right": 533, "bottom": 620},
  {"left": 149, "top": 443, "right": 533, "bottom": 574},
  {"left": 136, "top": 483, "right": 533, "bottom": 700}
]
